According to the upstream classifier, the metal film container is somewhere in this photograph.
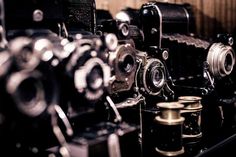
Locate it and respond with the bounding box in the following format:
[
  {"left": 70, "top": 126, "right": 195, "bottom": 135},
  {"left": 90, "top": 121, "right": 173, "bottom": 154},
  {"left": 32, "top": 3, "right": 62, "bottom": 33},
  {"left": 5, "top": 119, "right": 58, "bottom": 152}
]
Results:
[
  {"left": 155, "top": 102, "right": 185, "bottom": 156},
  {"left": 178, "top": 96, "right": 202, "bottom": 141},
  {"left": 178, "top": 96, "right": 202, "bottom": 155}
]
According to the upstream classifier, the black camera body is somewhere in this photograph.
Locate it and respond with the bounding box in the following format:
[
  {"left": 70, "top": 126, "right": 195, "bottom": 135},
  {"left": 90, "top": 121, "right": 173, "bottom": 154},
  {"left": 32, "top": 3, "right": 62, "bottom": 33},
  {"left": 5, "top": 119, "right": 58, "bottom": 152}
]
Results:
[
  {"left": 96, "top": 11, "right": 139, "bottom": 98},
  {"left": 4, "top": 0, "right": 97, "bottom": 37},
  {"left": 0, "top": 0, "right": 112, "bottom": 153},
  {"left": 140, "top": 1, "right": 195, "bottom": 49},
  {"left": 46, "top": 122, "right": 140, "bottom": 157},
  {"left": 66, "top": 0, "right": 96, "bottom": 34},
  {"left": 140, "top": 2, "right": 235, "bottom": 97},
  {"left": 138, "top": 2, "right": 236, "bottom": 157},
  {"left": 164, "top": 34, "right": 235, "bottom": 96},
  {"left": 4, "top": 0, "right": 67, "bottom": 35},
  {"left": 1, "top": 1, "right": 236, "bottom": 157}
]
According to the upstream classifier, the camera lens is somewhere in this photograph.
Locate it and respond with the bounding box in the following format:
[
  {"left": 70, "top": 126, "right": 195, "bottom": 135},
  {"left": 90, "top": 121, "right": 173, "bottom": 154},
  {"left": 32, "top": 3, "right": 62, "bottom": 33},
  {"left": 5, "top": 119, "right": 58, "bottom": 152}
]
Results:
[
  {"left": 108, "top": 44, "right": 137, "bottom": 94},
  {"left": 105, "top": 34, "right": 118, "bottom": 51},
  {"left": 7, "top": 71, "right": 47, "bottom": 117},
  {"left": 9, "top": 37, "right": 40, "bottom": 70},
  {"left": 143, "top": 58, "right": 166, "bottom": 95},
  {"left": 87, "top": 65, "right": 104, "bottom": 91},
  {"left": 20, "top": 46, "right": 33, "bottom": 63},
  {"left": 18, "top": 77, "right": 38, "bottom": 103},
  {"left": 149, "top": 66, "right": 164, "bottom": 89},
  {"left": 118, "top": 23, "right": 129, "bottom": 37},
  {"left": 119, "top": 54, "right": 135, "bottom": 73},
  {"left": 74, "top": 58, "right": 110, "bottom": 101},
  {"left": 224, "top": 53, "right": 233, "bottom": 72},
  {"left": 207, "top": 43, "right": 235, "bottom": 78}
]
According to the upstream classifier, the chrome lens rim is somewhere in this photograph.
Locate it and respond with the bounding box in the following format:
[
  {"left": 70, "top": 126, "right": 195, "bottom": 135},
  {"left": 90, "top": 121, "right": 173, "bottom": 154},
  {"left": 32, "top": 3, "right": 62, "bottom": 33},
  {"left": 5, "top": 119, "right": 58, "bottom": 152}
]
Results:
[
  {"left": 143, "top": 58, "right": 166, "bottom": 95},
  {"left": 207, "top": 43, "right": 235, "bottom": 78},
  {"left": 6, "top": 71, "right": 47, "bottom": 117},
  {"left": 9, "top": 37, "right": 40, "bottom": 70},
  {"left": 118, "top": 53, "right": 136, "bottom": 74},
  {"left": 74, "top": 58, "right": 110, "bottom": 101}
]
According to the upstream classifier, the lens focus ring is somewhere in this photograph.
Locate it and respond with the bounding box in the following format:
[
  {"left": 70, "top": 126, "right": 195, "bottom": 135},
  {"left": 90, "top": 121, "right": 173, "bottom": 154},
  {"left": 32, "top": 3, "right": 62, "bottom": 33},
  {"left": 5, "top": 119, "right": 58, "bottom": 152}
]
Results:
[
  {"left": 143, "top": 58, "right": 166, "bottom": 95},
  {"left": 207, "top": 43, "right": 235, "bottom": 78},
  {"left": 6, "top": 71, "right": 47, "bottom": 117}
]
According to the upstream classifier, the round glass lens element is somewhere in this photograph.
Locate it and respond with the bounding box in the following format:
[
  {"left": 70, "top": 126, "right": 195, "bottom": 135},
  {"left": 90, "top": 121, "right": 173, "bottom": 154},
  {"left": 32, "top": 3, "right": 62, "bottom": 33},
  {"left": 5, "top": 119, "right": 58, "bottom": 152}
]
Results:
[
  {"left": 87, "top": 65, "right": 104, "bottom": 91},
  {"left": 119, "top": 54, "right": 135, "bottom": 73},
  {"left": 150, "top": 67, "right": 165, "bottom": 88}
]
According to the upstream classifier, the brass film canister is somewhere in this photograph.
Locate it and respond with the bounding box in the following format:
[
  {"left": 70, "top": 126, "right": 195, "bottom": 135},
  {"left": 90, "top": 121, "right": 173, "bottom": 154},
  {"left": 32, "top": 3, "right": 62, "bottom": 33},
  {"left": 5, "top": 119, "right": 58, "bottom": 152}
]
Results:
[
  {"left": 155, "top": 102, "right": 185, "bottom": 156},
  {"left": 178, "top": 96, "right": 202, "bottom": 140}
]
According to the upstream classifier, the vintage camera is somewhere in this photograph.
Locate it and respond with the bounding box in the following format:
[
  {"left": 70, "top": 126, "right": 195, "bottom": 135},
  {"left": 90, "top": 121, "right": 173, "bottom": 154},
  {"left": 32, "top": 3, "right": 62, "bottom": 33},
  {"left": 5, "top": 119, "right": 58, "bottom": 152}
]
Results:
[
  {"left": 103, "top": 6, "right": 173, "bottom": 103},
  {"left": 96, "top": 11, "right": 139, "bottom": 100},
  {"left": 140, "top": 2, "right": 235, "bottom": 97},
  {"left": 10, "top": 30, "right": 112, "bottom": 109},
  {"left": 4, "top": 0, "right": 97, "bottom": 38},
  {"left": 0, "top": 31, "right": 114, "bottom": 157},
  {"left": 97, "top": 9, "right": 144, "bottom": 49},
  {"left": 1, "top": 1, "right": 142, "bottom": 156},
  {"left": 107, "top": 42, "right": 137, "bottom": 95},
  {"left": 0, "top": 30, "right": 63, "bottom": 118},
  {"left": 1, "top": 0, "right": 236, "bottom": 157},
  {"left": 162, "top": 34, "right": 235, "bottom": 96},
  {"left": 115, "top": 7, "right": 141, "bottom": 28},
  {"left": 46, "top": 122, "right": 141, "bottom": 157},
  {"left": 96, "top": 10, "right": 130, "bottom": 40},
  {"left": 66, "top": 0, "right": 96, "bottom": 34},
  {"left": 138, "top": 2, "right": 236, "bottom": 157},
  {"left": 61, "top": 34, "right": 112, "bottom": 111},
  {"left": 4, "top": 0, "right": 67, "bottom": 36},
  {"left": 3, "top": 0, "right": 112, "bottom": 111},
  {"left": 0, "top": 33, "right": 64, "bottom": 156},
  {"left": 135, "top": 50, "right": 173, "bottom": 103},
  {"left": 140, "top": 1, "right": 195, "bottom": 49}
]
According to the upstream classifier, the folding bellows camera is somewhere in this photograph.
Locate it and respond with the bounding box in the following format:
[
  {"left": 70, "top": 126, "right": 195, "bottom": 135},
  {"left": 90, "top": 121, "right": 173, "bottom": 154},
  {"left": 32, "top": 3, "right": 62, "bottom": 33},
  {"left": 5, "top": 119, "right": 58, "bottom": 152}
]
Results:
[{"left": 0, "top": 0, "right": 236, "bottom": 157}]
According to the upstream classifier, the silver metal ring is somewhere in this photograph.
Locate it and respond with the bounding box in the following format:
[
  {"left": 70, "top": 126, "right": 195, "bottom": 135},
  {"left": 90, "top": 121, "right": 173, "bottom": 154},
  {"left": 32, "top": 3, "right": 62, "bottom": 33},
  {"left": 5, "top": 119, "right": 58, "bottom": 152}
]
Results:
[
  {"left": 207, "top": 43, "right": 235, "bottom": 78},
  {"left": 143, "top": 58, "right": 166, "bottom": 95},
  {"left": 74, "top": 58, "right": 110, "bottom": 101},
  {"left": 6, "top": 70, "right": 47, "bottom": 117}
]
